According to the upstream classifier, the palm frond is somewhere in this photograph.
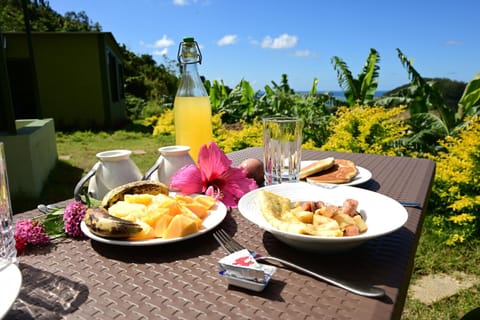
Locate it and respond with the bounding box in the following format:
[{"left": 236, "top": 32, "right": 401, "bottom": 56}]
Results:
[
  {"left": 309, "top": 78, "right": 319, "bottom": 95},
  {"left": 359, "top": 48, "right": 380, "bottom": 104},
  {"left": 458, "top": 71, "right": 480, "bottom": 120},
  {"left": 396, "top": 48, "right": 455, "bottom": 132},
  {"left": 331, "top": 56, "right": 358, "bottom": 105}
]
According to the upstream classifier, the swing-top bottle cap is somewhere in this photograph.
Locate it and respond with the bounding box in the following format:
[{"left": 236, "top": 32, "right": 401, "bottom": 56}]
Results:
[{"left": 178, "top": 37, "right": 202, "bottom": 64}]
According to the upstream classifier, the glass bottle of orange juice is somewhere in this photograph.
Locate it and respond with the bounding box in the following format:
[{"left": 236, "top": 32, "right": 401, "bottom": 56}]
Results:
[{"left": 174, "top": 37, "right": 213, "bottom": 161}]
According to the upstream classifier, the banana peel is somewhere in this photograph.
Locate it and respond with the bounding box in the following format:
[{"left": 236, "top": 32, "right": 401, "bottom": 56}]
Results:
[{"left": 83, "top": 180, "right": 169, "bottom": 239}]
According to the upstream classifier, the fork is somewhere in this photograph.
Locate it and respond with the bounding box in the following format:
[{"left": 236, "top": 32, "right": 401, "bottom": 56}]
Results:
[{"left": 213, "top": 229, "right": 385, "bottom": 298}]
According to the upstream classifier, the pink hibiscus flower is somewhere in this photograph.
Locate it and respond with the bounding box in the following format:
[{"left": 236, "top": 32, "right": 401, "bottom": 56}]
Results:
[{"left": 170, "top": 142, "right": 257, "bottom": 207}]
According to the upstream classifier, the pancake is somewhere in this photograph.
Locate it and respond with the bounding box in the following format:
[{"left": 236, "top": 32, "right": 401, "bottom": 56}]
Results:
[
  {"left": 305, "top": 159, "right": 358, "bottom": 184},
  {"left": 299, "top": 157, "right": 335, "bottom": 179}
]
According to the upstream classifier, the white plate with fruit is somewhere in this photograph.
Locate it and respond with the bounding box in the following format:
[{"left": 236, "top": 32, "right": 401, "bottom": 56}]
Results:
[{"left": 81, "top": 181, "right": 228, "bottom": 246}]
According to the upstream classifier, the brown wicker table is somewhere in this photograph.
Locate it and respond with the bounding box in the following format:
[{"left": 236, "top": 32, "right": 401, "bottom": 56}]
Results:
[{"left": 7, "top": 147, "right": 435, "bottom": 320}]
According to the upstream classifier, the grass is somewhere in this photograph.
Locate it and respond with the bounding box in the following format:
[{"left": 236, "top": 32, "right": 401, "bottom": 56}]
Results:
[
  {"left": 11, "top": 127, "right": 175, "bottom": 214},
  {"left": 11, "top": 128, "right": 480, "bottom": 319},
  {"left": 402, "top": 218, "right": 480, "bottom": 319}
]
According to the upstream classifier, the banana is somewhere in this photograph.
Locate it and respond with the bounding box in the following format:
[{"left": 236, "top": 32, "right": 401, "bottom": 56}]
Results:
[
  {"left": 101, "top": 180, "right": 169, "bottom": 209},
  {"left": 84, "top": 207, "right": 143, "bottom": 238},
  {"left": 83, "top": 181, "right": 169, "bottom": 239}
]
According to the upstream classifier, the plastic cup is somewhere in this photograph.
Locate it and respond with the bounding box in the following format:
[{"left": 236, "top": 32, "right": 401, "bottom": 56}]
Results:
[
  {"left": 0, "top": 142, "right": 17, "bottom": 271},
  {"left": 263, "top": 117, "right": 303, "bottom": 185}
]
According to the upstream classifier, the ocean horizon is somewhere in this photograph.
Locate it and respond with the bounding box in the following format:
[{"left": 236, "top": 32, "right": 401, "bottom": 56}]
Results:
[{"left": 296, "top": 90, "right": 388, "bottom": 101}]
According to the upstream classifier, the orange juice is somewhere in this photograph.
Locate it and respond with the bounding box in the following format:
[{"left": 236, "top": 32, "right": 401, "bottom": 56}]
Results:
[{"left": 174, "top": 96, "right": 213, "bottom": 161}]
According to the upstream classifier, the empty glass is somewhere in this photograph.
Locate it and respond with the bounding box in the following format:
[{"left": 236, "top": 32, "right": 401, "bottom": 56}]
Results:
[
  {"left": 263, "top": 117, "right": 303, "bottom": 185},
  {"left": 0, "top": 142, "right": 17, "bottom": 271}
]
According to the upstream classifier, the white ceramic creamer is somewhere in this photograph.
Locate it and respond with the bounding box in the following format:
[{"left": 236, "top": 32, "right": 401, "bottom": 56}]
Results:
[
  {"left": 144, "top": 146, "right": 195, "bottom": 187},
  {"left": 83, "top": 149, "right": 142, "bottom": 200}
]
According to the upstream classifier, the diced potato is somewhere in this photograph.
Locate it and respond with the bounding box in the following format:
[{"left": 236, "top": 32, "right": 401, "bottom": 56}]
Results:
[
  {"left": 313, "top": 214, "right": 338, "bottom": 228},
  {"left": 333, "top": 213, "right": 356, "bottom": 229},
  {"left": 353, "top": 215, "right": 368, "bottom": 233},
  {"left": 292, "top": 209, "right": 313, "bottom": 224}
]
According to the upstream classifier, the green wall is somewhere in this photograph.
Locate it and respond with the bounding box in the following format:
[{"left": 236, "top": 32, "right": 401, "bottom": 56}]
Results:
[{"left": 4, "top": 32, "right": 126, "bottom": 130}]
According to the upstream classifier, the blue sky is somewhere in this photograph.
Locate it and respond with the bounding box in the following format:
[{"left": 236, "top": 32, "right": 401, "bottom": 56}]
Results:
[{"left": 49, "top": 0, "right": 479, "bottom": 92}]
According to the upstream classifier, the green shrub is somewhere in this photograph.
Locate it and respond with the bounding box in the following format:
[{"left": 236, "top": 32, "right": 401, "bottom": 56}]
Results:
[
  {"left": 214, "top": 117, "right": 263, "bottom": 153},
  {"left": 425, "top": 115, "right": 480, "bottom": 245},
  {"left": 320, "top": 105, "right": 410, "bottom": 156},
  {"left": 150, "top": 108, "right": 174, "bottom": 136}
]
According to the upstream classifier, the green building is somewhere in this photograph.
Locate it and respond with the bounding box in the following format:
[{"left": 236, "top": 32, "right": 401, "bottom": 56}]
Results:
[{"left": 3, "top": 31, "right": 126, "bottom": 130}]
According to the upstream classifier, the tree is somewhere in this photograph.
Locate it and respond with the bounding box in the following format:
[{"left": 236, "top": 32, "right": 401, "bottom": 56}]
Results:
[
  {"left": 331, "top": 48, "right": 380, "bottom": 106},
  {"left": 0, "top": 0, "right": 101, "bottom": 32}
]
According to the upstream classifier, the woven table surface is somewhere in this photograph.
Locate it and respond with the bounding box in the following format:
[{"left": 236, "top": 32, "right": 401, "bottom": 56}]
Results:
[{"left": 7, "top": 148, "right": 435, "bottom": 320}]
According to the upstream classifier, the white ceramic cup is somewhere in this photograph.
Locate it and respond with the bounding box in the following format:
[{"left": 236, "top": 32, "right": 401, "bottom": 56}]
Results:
[{"left": 263, "top": 117, "right": 303, "bottom": 185}]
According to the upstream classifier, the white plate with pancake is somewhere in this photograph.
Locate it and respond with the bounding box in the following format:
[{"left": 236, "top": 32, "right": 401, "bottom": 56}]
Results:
[
  {"left": 238, "top": 182, "right": 408, "bottom": 252},
  {"left": 301, "top": 160, "right": 372, "bottom": 186}
]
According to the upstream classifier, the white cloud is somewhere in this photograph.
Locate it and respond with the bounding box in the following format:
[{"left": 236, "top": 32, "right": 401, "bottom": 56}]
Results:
[
  {"left": 153, "top": 48, "right": 169, "bottom": 56},
  {"left": 261, "top": 34, "right": 297, "bottom": 49},
  {"left": 294, "top": 50, "right": 311, "bottom": 57},
  {"left": 148, "top": 35, "right": 175, "bottom": 48},
  {"left": 248, "top": 36, "right": 259, "bottom": 46},
  {"left": 217, "top": 35, "right": 238, "bottom": 46},
  {"left": 173, "top": 0, "right": 207, "bottom": 6},
  {"left": 173, "top": 0, "right": 189, "bottom": 6},
  {"left": 445, "top": 40, "right": 464, "bottom": 46}
]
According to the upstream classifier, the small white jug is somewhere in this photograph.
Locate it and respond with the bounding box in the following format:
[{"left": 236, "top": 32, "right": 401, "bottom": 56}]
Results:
[
  {"left": 74, "top": 149, "right": 142, "bottom": 201},
  {"left": 143, "top": 146, "right": 195, "bottom": 187}
]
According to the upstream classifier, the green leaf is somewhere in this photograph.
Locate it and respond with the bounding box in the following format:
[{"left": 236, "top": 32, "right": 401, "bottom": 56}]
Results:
[
  {"left": 42, "top": 210, "right": 67, "bottom": 238},
  {"left": 458, "top": 72, "right": 480, "bottom": 120}
]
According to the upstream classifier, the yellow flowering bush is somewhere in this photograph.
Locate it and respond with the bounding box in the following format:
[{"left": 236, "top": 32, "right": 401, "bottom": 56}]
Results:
[
  {"left": 150, "top": 110, "right": 263, "bottom": 153},
  {"left": 320, "top": 105, "right": 410, "bottom": 156},
  {"left": 214, "top": 117, "right": 263, "bottom": 153},
  {"left": 149, "top": 108, "right": 175, "bottom": 136},
  {"left": 425, "top": 115, "right": 480, "bottom": 245}
]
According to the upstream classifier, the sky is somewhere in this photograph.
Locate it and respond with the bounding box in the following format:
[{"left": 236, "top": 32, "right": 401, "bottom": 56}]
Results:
[{"left": 48, "top": 0, "right": 479, "bottom": 92}]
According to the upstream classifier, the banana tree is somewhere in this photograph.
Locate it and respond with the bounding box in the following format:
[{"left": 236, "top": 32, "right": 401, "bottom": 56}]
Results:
[
  {"left": 457, "top": 71, "right": 480, "bottom": 121},
  {"left": 395, "top": 48, "right": 456, "bottom": 133},
  {"left": 331, "top": 48, "right": 380, "bottom": 106},
  {"left": 206, "top": 79, "right": 258, "bottom": 123}
]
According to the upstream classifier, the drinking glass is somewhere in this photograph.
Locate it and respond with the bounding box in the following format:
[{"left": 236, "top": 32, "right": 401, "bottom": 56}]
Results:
[
  {"left": 0, "top": 142, "right": 17, "bottom": 271},
  {"left": 263, "top": 117, "right": 303, "bottom": 185}
]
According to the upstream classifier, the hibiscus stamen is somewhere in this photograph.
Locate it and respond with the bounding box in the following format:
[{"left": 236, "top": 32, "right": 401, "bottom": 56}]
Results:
[{"left": 205, "top": 185, "right": 224, "bottom": 201}]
